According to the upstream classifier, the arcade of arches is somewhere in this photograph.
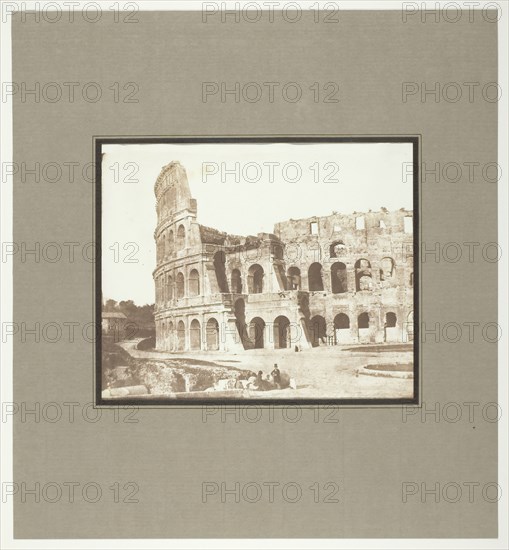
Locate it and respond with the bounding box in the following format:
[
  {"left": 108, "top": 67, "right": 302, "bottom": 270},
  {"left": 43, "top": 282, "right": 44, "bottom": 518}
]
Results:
[
  {"left": 155, "top": 257, "right": 404, "bottom": 303},
  {"left": 156, "top": 309, "right": 414, "bottom": 351}
]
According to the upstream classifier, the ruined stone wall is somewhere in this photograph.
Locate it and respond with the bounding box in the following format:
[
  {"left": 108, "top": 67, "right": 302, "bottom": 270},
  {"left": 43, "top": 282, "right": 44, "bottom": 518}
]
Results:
[
  {"left": 272, "top": 209, "right": 415, "bottom": 344},
  {"left": 153, "top": 163, "right": 415, "bottom": 352}
]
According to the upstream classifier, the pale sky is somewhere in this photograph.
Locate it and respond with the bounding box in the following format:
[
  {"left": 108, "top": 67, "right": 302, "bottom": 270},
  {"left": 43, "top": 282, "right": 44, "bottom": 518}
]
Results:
[{"left": 102, "top": 142, "right": 413, "bottom": 305}]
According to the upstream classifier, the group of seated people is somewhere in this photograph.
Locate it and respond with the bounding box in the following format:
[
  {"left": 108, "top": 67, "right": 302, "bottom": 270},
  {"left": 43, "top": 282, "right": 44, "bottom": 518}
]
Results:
[{"left": 239, "top": 364, "right": 284, "bottom": 391}]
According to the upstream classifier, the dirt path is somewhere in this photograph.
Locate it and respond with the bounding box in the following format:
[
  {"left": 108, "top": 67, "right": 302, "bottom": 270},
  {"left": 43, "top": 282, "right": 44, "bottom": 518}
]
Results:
[{"left": 117, "top": 341, "right": 414, "bottom": 399}]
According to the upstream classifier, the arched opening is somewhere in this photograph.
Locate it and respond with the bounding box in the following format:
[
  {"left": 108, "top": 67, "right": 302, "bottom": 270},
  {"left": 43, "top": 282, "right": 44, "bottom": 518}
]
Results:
[
  {"left": 308, "top": 262, "right": 324, "bottom": 291},
  {"left": 248, "top": 264, "right": 264, "bottom": 294},
  {"left": 163, "top": 234, "right": 168, "bottom": 259},
  {"left": 166, "top": 275, "right": 173, "bottom": 303},
  {"left": 166, "top": 230, "right": 174, "bottom": 257},
  {"left": 177, "top": 225, "right": 186, "bottom": 250},
  {"left": 161, "top": 275, "right": 167, "bottom": 304},
  {"left": 287, "top": 266, "right": 301, "bottom": 290},
  {"left": 334, "top": 313, "right": 350, "bottom": 329},
  {"left": 330, "top": 240, "right": 346, "bottom": 258},
  {"left": 168, "top": 321, "right": 174, "bottom": 351},
  {"left": 249, "top": 317, "right": 265, "bottom": 349},
  {"left": 206, "top": 318, "right": 219, "bottom": 351},
  {"left": 386, "top": 312, "right": 397, "bottom": 327},
  {"left": 156, "top": 276, "right": 161, "bottom": 304},
  {"left": 189, "top": 269, "right": 200, "bottom": 297},
  {"left": 358, "top": 312, "right": 369, "bottom": 329},
  {"left": 410, "top": 272, "right": 414, "bottom": 287},
  {"left": 274, "top": 315, "right": 291, "bottom": 349},
  {"left": 231, "top": 269, "right": 242, "bottom": 294},
  {"left": 176, "top": 272, "right": 185, "bottom": 299},
  {"left": 331, "top": 262, "right": 348, "bottom": 294},
  {"left": 190, "top": 319, "right": 201, "bottom": 350},
  {"left": 357, "top": 312, "right": 370, "bottom": 343},
  {"left": 157, "top": 238, "right": 163, "bottom": 263},
  {"left": 334, "top": 313, "right": 350, "bottom": 344},
  {"left": 355, "top": 259, "right": 372, "bottom": 291},
  {"left": 177, "top": 320, "right": 185, "bottom": 351},
  {"left": 234, "top": 298, "right": 249, "bottom": 349},
  {"left": 213, "top": 251, "right": 229, "bottom": 293},
  {"left": 310, "top": 315, "right": 327, "bottom": 347},
  {"left": 176, "top": 225, "right": 186, "bottom": 250},
  {"left": 272, "top": 242, "right": 284, "bottom": 260},
  {"left": 384, "top": 312, "right": 398, "bottom": 343},
  {"left": 380, "top": 257, "right": 395, "bottom": 281}
]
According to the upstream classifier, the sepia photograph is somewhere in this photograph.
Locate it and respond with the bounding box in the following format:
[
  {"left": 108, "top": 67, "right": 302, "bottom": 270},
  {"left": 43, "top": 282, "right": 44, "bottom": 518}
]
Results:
[
  {"left": 4, "top": 1, "right": 505, "bottom": 544},
  {"left": 97, "top": 137, "right": 418, "bottom": 404}
]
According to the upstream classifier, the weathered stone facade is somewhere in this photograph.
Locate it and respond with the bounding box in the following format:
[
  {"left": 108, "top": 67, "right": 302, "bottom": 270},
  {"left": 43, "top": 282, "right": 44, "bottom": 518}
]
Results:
[{"left": 153, "top": 161, "right": 414, "bottom": 352}]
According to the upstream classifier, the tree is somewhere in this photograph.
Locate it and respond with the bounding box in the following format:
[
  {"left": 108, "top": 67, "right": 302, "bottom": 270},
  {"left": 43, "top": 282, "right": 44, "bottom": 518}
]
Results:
[{"left": 104, "top": 299, "right": 118, "bottom": 311}]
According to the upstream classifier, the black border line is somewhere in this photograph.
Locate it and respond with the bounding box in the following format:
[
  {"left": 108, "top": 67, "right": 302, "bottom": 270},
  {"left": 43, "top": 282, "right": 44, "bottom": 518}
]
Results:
[{"left": 94, "top": 135, "right": 420, "bottom": 408}]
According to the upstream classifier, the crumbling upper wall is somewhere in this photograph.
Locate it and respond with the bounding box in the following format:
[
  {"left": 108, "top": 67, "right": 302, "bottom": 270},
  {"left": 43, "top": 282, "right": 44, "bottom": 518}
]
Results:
[
  {"left": 198, "top": 225, "right": 279, "bottom": 254},
  {"left": 274, "top": 209, "right": 413, "bottom": 241}
]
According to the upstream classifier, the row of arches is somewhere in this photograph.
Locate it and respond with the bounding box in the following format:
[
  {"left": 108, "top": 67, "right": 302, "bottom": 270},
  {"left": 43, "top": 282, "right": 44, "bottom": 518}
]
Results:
[
  {"left": 212, "top": 252, "right": 263, "bottom": 294},
  {"left": 289, "top": 259, "right": 413, "bottom": 293},
  {"left": 212, "top": 257, "right": 407, "bottom": 296},
  {"left": 157, "top": 309, "right": 414, "bottom": 351},
  {"left": 156, "top": 264, "right": 413, "bottom": 308},
  {"left": 158, "top": 317, "right": 220, "bottom": 351},
  {"left": 155, "top": 260, "right": 413, "bottom": 305},
  {"left": 239, "top": 310, "right": 409, "bottom": 349},
  {"left": 243, "top": 316, "right": 293, "bottom": 349},
  {"left": 307, "top": 311, "right": 412, "bottom": 346},
  {"left": 155, "top": 268, "right": 200, "bottom": 303},
  {"left": 308, "top": 311, "right": 393, "bottom": 330},
  {"left": 156, "top": 224, "right": 187, "bottom": 262},
  {"left": 157, "top": 315, "right": 295, "bottom": 352}
]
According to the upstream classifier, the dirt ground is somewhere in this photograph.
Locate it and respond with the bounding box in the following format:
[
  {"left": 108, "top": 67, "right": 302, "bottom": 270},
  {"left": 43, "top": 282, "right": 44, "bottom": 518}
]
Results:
[{"left": 119, "top": 341, "right": 414, "bottom": 399}]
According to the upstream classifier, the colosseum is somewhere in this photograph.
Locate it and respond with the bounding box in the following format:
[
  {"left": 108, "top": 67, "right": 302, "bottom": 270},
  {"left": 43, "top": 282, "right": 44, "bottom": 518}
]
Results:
[{"left": 153, "top": 161, "right": 414, "bottom": 352}]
